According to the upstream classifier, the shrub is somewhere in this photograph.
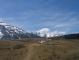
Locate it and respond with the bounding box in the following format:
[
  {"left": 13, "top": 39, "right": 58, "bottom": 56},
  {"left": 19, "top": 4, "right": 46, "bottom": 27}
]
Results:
[
  {"left": 39, "top": 56, "right": 41, "bottom": 58},
  {"left": 20, "top": 52, "right": 23, "bottom": 55},
  {"left": 66, "top": 59, "right": 70, "bottom": 60},
  {"left": 13, "top": 44, "right": 25, "bottom": 49},
  {"left": 63, "top": 50, "right": 67, "bottom": 53},
  {"left": 7, "top": 57, "right": 10, "bottom": 60},
  {"left": 53, "top": 53, "right": 57, "bottom": 57},
  {"left": 73, "top": 56, "right": 77, "bottom": 59},
  {"left": 57, "top": 56, "right": 60, "bottom": 59}
]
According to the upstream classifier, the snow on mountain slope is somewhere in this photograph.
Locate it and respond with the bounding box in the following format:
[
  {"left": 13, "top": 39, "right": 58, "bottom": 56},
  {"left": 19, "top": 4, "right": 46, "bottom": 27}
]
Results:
[
  {"left": 0, "top": 32, "right": 3, "bottom": 38},
  {"left": 0, "top": 22, "right": 39, "bottom": 40},
  {"left": 36, "top": 28, "right": 66, "bottom": 37}
]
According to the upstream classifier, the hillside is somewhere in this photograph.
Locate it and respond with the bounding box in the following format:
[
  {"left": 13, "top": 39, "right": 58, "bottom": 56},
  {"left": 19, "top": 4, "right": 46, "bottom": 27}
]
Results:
[
  {"left": 0, "top": 22, "right": 40, "bottom": 40},
  {"left": 0, "top": 39, "right": 79, "bottom": 60}
]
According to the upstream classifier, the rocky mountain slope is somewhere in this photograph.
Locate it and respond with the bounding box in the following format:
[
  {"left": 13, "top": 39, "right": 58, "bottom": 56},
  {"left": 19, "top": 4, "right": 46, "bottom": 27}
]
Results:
[{"left": 0, "top": 22, "right": 39, "bottom": 40}]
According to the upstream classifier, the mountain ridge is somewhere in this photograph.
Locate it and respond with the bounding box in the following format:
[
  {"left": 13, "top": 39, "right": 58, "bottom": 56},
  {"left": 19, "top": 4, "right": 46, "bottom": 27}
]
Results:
[{"left": 0, "top": 22, "right": 40, "bottom": 40}]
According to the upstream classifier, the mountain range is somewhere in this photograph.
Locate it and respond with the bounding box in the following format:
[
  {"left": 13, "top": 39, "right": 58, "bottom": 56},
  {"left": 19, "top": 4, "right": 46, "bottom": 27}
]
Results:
[{"left": 0, "top": 22, "right": 40, "bottom": 40}]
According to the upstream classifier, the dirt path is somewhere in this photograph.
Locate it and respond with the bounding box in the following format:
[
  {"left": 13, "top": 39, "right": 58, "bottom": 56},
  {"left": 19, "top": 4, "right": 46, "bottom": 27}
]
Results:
[{"left": 23, "top": 43, "right": 40, "bottom": 60}]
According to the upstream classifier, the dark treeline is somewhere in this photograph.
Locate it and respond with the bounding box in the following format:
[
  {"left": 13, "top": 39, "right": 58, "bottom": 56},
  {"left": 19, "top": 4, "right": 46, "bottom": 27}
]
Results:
[
  {"left": 63, "top": 33, "right": 79, "bottom": 39},
  {"left": 51, "top": 33, "right": 79, "bottom": 40}
]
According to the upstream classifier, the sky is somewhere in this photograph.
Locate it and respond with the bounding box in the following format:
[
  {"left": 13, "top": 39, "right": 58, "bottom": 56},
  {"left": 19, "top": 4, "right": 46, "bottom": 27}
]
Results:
[{"left": 0, "top": 0, "right": 79, "bottom": 34}]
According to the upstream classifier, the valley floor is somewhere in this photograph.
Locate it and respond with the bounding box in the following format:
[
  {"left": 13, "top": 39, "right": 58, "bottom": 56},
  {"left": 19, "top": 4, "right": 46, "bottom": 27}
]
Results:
[
  {"left": 0, "top": 39, "right": 79, "bottom": 60},
  {"left": 23, "top": 43, "right": 40, "bottom": 60}
]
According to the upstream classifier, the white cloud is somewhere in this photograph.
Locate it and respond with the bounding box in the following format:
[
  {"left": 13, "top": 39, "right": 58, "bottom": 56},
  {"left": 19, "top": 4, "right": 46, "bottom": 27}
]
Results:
[
  {"left": 36, "top": 28, "right": 66, "bottom": 37},
  {"left": 55, "top": 23, "right": 75, "bottom": 27},
  {"left": 55, "top": 18, "right": 79, "bottom": 28}
]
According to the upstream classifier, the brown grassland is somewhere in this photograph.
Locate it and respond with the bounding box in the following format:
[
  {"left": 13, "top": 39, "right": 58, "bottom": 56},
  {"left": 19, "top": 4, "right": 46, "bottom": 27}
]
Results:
[{"left": 0, "top": 38, "right": 79, "bottom": 60}]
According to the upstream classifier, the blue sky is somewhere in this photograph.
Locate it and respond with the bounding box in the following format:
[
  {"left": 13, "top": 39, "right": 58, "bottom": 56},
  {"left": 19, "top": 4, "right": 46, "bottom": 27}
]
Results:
[{"left": 0, "top": 0, "right": 79, "bottom": 34}]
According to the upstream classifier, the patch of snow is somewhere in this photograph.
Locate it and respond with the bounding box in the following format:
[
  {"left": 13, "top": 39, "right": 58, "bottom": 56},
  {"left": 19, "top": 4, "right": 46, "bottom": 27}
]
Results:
[
  {"left": 0, "top": 32, "right": 3, "bottom": 38},
  {"left": 40, "top": 40, "right": 46, "bottom": 44},
  {"left": 36, "top": 28, "right": 66, "bottom": 37}
]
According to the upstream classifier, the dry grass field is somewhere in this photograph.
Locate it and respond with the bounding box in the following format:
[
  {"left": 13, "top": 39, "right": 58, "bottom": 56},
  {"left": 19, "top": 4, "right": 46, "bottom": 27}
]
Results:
[
  {"left": 0, "top": 39, "right": 79, "bottom": 60},
  {"left": 32, "top": 40, "right": 79, "bottom": 60},
  {"left": 0, "top": 40, "right": 28, "bottom": 60}
]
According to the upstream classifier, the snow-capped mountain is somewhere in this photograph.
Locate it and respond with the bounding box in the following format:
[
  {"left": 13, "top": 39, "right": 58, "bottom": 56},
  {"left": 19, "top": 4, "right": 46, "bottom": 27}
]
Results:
[
  {"left": 36, "top": 28, "right": 66, "bottom": 38},
  {"left": 0, "top": 22, "right": 39, "bottom": 40}
]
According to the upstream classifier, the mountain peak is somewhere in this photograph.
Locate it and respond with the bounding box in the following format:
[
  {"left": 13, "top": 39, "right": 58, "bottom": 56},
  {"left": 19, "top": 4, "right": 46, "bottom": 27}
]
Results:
[
  {"left": 0, "top": 22, "right": 7, "bottom": 25},
  {"left": 0, "top": 22, "right": 40, "bottom": 40}
]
